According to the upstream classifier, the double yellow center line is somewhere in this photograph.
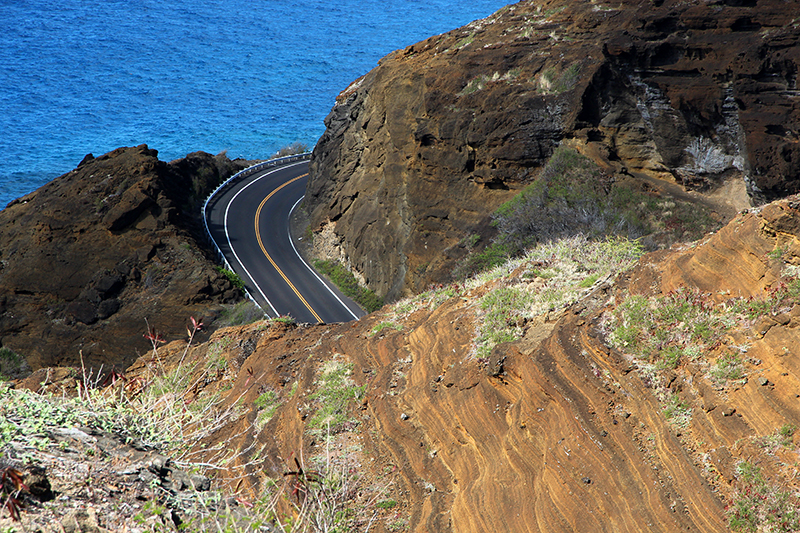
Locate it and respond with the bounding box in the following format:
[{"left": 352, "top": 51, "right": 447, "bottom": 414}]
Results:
[{"left": 254, "top": 173, "right": 323, "bottom": 323}]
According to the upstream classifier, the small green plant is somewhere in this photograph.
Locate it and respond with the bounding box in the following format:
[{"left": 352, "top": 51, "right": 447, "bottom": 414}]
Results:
[
  {"left": 313, "top": 259, "right": 383, "bottom": 313},
  {"left": 459, "top": 74, "right": 489, "bottom": 96},
  {"left": 658, "top": 345, "right": 683, "bottom": 370},
  {"left": 460, "top": 233, "right": 481, "bottom": 249},
  {"left": 370, "top": 322, "right": 403, "bottom": 337},
  {"left": 779, "top": 424, "right": 797, "bottom": 446},
  {"left": 537, "top": 63, "right": 581, "bottom": 94},
  {"left": 387, "top": 518, "right": 409, "bottom": 531},
  {"left": 215, "top": 266, "right": 245, "bottom": 291},
  {"left": 761, "top": 424, "right": 798, "bottom": 453},
  {"left": 376, "top": 499, "right": 397, "bottom": 509},
  {"left": 204, "top": 345, "right": 228, "bottom": 376},
  {"left": 477, "top": 286, "right": 529, "bottom": 357},
  {"left": 453, "top": 32, "right": 475, "bottom": 49},
  {"left": 271, "top": 314, "right": 296, "bottom": 325},
  {"left": 769, "top": 246, "right": 787, "bottom": 261},
  {"left": 307, "top": 359, "right": 366, "bottom": 437},
  {"left": 579, "top": 273, "right": 600, "bottom": 288},
  {"left": 710, "top": 352, "right": 745, "bottom": 384},
  {"left": 663, "top": 394, "right": 692, "bottom": 428},
  {"left": 502, "top": 67, "right": 522, "bottom": 81},
  {"left": 254, "top": 389, "right": 281, "bottom": 427}
]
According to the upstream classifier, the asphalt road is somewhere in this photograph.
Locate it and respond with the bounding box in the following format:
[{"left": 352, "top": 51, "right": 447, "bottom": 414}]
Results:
[{"left": 204, "top": 160, "right": 365, "bottom": 323}]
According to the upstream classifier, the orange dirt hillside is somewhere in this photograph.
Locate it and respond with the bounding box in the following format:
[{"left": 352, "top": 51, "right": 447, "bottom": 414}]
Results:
[
  {"left": 98, "top": 197, "right": 800, "bottom": 531},
  {"left": 14, "top": 197, "right": 798, "bottom": 531}
]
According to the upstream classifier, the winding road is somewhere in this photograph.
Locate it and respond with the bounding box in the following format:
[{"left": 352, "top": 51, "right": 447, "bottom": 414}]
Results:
[{"left": 204, "top": 160, "right": 365, "bottom": 324}]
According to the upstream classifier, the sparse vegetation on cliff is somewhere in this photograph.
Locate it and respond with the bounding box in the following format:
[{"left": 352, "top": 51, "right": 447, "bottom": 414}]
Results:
[
  {"left": 728, "top": 461, "right": 800, "bottom": 532},
  {"left": 215, "top": 266, "right": 245, "bottom": 291},
  {"left": 457, "top": 146, "right": 720, "bottom": 278},
  {"left": 273, "top": 142, "right": 309, "bottom": 158},
  {"left": 312, "top": 259, "right": 383, "bottom": 313},
  {"left": 607, "top": 271, "right": 800, "bottom": 387},
  {"left": 471, "top": 234, "right": 643, "bottom": 357},
  {"left": 307, "top": 359, "right": 366, "bottom": 438}
]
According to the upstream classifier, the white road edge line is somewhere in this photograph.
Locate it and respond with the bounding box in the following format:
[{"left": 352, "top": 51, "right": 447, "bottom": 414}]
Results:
[
  {"left": 223, "top": 163, "right": 305, "bottom": 317},
  {"left": 288, "top": 196, "right": 361, "bottom": 321}
]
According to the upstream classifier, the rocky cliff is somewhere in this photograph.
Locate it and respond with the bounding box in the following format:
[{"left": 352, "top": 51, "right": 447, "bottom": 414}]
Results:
[
  {"left": 307, "top": 0, "right": 800, "bottom": 300},
  {"left": 8, "top": 195, "right": 800, "bottom": 532},
  {"left": 0, "top": 145, "right": 248, "bottom": 371}
]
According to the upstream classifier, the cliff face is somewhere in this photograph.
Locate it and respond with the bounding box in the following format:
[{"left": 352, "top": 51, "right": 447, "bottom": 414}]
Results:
[
  {"left": 0, "top": 145, "right": 247, "bottom": 371},
  {"left": 307, "top": 0, "right": 800, "bottom": 300}
]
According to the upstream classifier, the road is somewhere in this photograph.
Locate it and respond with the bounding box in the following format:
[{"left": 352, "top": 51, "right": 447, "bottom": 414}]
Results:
[{"left": 204, "top": 160, "right": 365, "bottom": 323}]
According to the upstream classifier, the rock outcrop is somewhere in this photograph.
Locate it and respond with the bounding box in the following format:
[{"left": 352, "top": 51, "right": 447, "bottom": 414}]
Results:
[
  {"left": 307, "top": 0, "right": 800, "bottom": 300},
  {"left": 0, "top": 145, "right": 248, "bottom": 371}
]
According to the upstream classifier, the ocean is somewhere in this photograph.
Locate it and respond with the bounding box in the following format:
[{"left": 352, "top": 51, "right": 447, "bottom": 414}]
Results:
[{"left": 0, "top": 0, "right": 511, "bottom": 208}]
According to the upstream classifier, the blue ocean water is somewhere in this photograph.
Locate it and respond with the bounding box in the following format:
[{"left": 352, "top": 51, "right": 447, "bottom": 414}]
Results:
[{"left": 0, "top": 0, "right": 510, "bottom": 208}]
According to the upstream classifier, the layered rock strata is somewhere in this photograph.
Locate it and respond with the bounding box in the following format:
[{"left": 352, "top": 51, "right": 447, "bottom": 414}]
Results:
[{"left": 79, "top": 196, "right": 798, "bottom": 532}]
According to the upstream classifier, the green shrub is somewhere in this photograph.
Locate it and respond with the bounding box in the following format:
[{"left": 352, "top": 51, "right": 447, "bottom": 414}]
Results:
[
  {"left": 215, "top": 266, "right": 244, "bottom": 291},
  {"left": 710, "top": 352, "right": 745, "bottom": 384},
  {"left": 728, "top": 462, "right": 800, "bottom": 532},
  {"left": 308, "top": 360, "right": 366, "bottom": 437},
  {"left": 217, "top": 300, "right": 264, "bottom": 327},
  {"left": 458, "top": 146, "right": 720, "bottom": 278},
  {"left": 270, "top": 314, "right": 296, "bottom": 325},
  {"left": 579, "top": 273, "right": 600, "bottom": 288},
  {"left": 538, "top": 63, "right": 581, "bottom": 94},
  {"left": 254, "top": 390, "right": 281, "bottom": 427},
  {"left": 611, "top": 295, "right": 651, "bottom": 351},
  {"left": 663, "top": 394, "right": 692, "bottom": 428},
  {"left": 492, "top": 147, "right": 648, "bottom": 253},
  {"left": 313, "top": 259, "right": 383, "bottom": 313},
  {"left": 456, "top": 242, "right": 515, "bottom": 277},
  {"left": 370, "top": 322, "right": 403, "bottom": 337},
  {"left": 274, "top": 142, "right": 309, "bottom": 157},
  {"left": 779, "top": 423, "right": 797, "bottom": 446},
  {"left": 376, "top": 499, "right": 397, "bottom": 509}
]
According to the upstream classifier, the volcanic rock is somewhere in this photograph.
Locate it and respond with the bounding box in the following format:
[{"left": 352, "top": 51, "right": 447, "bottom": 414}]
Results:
[
  {"left": 307, "top": 0, "right": 800, "bottom": 300},
  {"left": 0, "top": 145, "right": 248, "bottom": 371}
]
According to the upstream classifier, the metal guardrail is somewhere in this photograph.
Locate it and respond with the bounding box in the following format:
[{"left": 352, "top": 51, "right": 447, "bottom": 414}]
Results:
[{"left": 201, "top": 152, "right": 312, "bottom": 311}]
